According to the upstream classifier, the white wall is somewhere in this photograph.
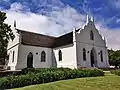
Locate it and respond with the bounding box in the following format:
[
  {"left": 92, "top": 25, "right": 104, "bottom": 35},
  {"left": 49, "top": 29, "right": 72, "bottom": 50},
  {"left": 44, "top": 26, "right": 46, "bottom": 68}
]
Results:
[
  {"left": 7, "top": 28, "right": 20, "bottom": 50},
  {"left": 75, "top": 21, "right": 109, "bottom": 68},
  {"left": 7, "top": 22, "right": 109, "bottom": 70},
  {"left": 7, "top": 45, "right": 19, "bottom": 70},
  {"left": 53, "top": 44, "right": 77, "bottom": 69},
  {"left": 16, "top": 44, "right": 52, "bottom": 70},
  {"left": 7, "top": 28, "right": 20, "bottom": 70}
]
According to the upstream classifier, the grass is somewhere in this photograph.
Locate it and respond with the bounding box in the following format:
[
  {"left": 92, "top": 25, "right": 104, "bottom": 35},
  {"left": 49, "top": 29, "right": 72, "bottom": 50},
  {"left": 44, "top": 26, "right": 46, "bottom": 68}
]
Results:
[{"left": 13, "top": 72, "right": 120, "bottom": 90}]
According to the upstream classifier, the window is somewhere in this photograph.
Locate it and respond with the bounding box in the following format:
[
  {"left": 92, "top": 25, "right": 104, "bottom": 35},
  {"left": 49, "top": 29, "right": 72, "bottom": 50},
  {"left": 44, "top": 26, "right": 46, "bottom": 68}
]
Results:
[
  {"left": 90, "top": 30, "right": 94, "bottom": 40},
  {"left": 27, "top": 52, "right": 33, "bottom": 68},
  {"left": 100, "top": 50, "right": 103, "bottom": 62},
  {"left": 83, "top": 48, "right": 86, "bottom": 61},
  {"left": 59, "top": 50, "right": 62, "bottom": 61},
  {"left": 12, "top": 51, "right": 15, "bottom": 62},
  {"left": 7, "top": 53, "right": 10, "bottom": 61},
  {"left": 41, "top": 51, "right": 46, "bottom": 62}
]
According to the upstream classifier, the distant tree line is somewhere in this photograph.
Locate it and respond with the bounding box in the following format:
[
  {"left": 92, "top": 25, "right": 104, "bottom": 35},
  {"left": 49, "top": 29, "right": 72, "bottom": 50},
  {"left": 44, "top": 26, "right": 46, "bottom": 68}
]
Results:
[{"left": 108, "top": 49, "right": 120, "bottom": 68}]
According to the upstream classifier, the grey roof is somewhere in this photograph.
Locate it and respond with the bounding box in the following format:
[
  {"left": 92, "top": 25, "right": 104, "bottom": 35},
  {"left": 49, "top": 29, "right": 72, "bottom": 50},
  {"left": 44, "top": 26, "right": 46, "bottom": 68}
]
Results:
[{"left": 17, "top": 29, "right": 73, "bottom": 48}]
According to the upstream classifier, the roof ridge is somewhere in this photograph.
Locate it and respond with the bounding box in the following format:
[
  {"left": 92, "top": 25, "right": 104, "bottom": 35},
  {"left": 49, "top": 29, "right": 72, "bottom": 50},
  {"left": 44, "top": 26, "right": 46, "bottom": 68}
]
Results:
[{"left": 17, "top": 29, "right": 57, "bottom": 38}]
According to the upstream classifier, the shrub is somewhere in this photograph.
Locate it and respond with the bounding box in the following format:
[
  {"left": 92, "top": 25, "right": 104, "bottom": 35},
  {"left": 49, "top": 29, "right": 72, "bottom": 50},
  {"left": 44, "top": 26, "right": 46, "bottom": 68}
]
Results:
[
  {"left": 110, "top": 69, "right": 120, "bottom": 76},
  {"left": 0, "top": 68, "right": 104, "bottom": 89},
  {"left": 21, "top": 67, "right": 71, "bottom": 74}
]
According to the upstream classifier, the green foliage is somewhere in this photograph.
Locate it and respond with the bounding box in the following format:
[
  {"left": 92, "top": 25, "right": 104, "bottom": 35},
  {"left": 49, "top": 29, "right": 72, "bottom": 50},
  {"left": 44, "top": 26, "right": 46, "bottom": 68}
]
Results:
[
  {"left": 0, "top": 68, "right": 104, "bottom": 89},
  {"left": 0, "top": 11, "right": 14, "bottom": 64},
  {"left": 21, "top": 68, "right": 71, "bottom": 74},
  {"left": 108, "top": 49, "right": 120, "bottom": 68},
  {"left": 13, "top": 72, "right": 120, "bottom": 90},
  {"left": 110, "top": 70, "right": 120, "bottom": 76}
]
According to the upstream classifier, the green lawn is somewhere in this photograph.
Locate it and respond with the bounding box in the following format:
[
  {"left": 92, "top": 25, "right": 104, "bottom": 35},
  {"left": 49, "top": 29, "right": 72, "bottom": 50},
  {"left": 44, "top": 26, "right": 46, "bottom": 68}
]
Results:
[{"left": 13, "top": 72, "right": 120, "bottom": 90}]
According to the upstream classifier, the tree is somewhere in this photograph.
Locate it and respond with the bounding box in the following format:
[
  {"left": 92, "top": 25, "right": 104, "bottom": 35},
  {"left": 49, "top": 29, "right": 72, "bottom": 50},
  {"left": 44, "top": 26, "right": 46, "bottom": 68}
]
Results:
[
  {"left": 0, "top": 11, "right": 14, "bottom": 65},
  {"left": 108, "top": 49, "right": 120, "bottom": 68}
]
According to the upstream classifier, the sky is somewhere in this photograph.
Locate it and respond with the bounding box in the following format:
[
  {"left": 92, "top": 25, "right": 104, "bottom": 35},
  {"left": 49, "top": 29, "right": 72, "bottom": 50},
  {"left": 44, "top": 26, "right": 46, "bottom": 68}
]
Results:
[{"left": 0, "top": 0, "right": 120, "bottom": 50}]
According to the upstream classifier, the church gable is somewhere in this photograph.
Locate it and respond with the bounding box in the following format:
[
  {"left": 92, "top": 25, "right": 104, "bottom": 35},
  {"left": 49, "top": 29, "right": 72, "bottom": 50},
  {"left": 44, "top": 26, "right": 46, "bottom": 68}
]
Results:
[{"left": 76, "top": 16, "right": 106, "bottom": 47}]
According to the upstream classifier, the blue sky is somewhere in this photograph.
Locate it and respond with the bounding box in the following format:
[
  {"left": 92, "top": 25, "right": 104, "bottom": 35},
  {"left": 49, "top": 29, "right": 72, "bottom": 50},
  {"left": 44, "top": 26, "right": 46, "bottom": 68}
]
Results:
[
  {"left": 1, "top": 0, "right": 120, "bottom": 28},
  {"left": 0, "top": 0, "right": 120, "bottom": 50}
]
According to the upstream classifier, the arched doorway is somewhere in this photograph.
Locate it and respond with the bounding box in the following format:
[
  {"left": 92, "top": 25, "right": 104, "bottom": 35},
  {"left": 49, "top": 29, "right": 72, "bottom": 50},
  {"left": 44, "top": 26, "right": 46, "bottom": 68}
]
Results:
[
  {"left": 90, "top": 48, "right": 97, "bottom": 67},
  {"left": 27, "top": 52, "right": 33, "bottom": 68}
]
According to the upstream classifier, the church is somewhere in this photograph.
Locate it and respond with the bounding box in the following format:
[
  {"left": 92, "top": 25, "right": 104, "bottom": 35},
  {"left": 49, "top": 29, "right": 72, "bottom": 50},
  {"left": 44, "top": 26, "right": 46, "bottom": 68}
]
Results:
[{"left": 7, "top": 16, "right": 109, "bottom": 70}]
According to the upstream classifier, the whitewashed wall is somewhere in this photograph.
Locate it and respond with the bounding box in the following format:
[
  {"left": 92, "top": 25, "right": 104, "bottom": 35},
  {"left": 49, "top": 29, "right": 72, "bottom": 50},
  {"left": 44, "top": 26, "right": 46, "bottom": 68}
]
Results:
[
  {"left": 7, "top": 45, "right": 19, "bottom": 70},
  {"left": 16, "top": 45, "right": 52, "bottom": 70},
  {"left": 7, "top": 21, "right": 109, "bottom": 70},
  {"left": 53, "top": 44, "right": 77, "bottom": 69},
  {"left": 75, "top": 22, "right": 109, "bottom": 68},
  {"left": 7, "top": 28, "right": 20, "bottom": 70}
]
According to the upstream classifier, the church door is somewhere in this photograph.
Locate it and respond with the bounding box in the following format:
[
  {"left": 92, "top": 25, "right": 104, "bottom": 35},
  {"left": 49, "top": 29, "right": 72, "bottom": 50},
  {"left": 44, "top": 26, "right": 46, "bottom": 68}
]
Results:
[
  {"left": 90, "top": 48, "right": 97, "bottom": 67},
  {"left": 27, "top": 52, "right": 33, "bottom": 68}
]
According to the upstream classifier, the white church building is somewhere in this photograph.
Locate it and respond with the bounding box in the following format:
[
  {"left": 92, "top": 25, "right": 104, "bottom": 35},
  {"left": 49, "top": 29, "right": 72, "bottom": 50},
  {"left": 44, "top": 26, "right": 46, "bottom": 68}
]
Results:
[{"left": 7, "top": 16, "right": 109, "bottom": 70}]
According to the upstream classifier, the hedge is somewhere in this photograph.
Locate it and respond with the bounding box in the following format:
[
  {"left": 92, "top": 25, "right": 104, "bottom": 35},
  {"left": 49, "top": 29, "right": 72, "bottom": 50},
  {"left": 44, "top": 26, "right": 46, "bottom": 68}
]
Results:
[
  {"left": 0, "top": 68, "right": 104, "bottom": 89},
  {"left": 110, "top": 70, "right": 120, "bottom": 76},
  {"left": 21, "top": 68, "right": 71, "bottom": 74}
]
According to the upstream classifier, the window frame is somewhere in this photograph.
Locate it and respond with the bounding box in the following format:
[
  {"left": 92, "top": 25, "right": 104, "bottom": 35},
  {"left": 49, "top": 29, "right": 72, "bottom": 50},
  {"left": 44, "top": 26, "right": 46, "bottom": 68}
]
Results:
[
  {"left": 41, "top": 51, "right": 46, "bottom": 62},
  {"left": 83, "top": 48, "right": 86, "bottom": 61},
  {"left": 90, "top": 30, "right": 94, "bottom": 40},
  {"left": 12, "top": 51, "right": 15, "bottom": 62},
  {"left": 58, "top": 50, "right": 62, "bottom": 61},
  {"left": 100, "top": 50, "right": 103, "bottom": 62}
]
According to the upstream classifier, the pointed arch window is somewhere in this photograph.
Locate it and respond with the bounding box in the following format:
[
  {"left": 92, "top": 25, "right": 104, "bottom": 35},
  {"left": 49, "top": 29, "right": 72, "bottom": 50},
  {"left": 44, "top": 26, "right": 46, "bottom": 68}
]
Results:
[
  {"left": 41, "top": 51, "right": 46, "bottom": 62},
  {"left": 59, "top": 50, "right": 62, "bottom": 61},
  {"left": 27, "top": 52, "right": 33, "bottom": 68},
  {"left": 83, "top": 48, "right": 86, "bottom": 61},
  {"left": 12, "top": 51, "right": 15, "bottom": 62},
  {"left": 100, "top": 50, "right": 103, "bottom": 62},
  {"left": 90, "top": 30, "right": 94, "bottom": 40}
]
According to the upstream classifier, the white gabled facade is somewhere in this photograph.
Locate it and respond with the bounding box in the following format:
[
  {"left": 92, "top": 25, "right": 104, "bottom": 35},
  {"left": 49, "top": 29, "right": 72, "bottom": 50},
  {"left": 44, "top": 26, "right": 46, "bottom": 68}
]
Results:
[
  {"left": 75, "top": 18, "right": 109, "bottom": 68},
  {"left": 7, "top": 27, "right": 20, "bottom": 70},
  {"left": 7, "top": 16, "right": 109, "bottom": 70}
]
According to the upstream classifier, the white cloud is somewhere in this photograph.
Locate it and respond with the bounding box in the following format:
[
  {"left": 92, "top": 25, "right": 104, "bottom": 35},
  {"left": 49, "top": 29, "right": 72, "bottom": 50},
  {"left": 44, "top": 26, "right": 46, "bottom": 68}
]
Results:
[
  {"left": 2, "top": 1, "right": 120, "bottom": 50},
  {"left": 9, "top": 2, "right": 30, "bottom": 12},
  {"left": 116, "top": 19, "right": 120, "bottom": 23},
  {"left": 111, "top": 0, "right": 120, "bottom": 9},
  {"left": 2, "top": 0, "right": 9, "bottom": 1},
  {"left": 4, "top": 3, "right": 85, "bottom": 36},
  {"left": 96, "top": 22, "right": 120, "bottom": 50}
]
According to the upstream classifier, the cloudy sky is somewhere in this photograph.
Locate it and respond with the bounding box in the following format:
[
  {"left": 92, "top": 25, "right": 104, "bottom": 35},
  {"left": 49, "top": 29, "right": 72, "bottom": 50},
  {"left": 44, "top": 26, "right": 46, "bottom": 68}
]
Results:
[{"left": 0, "top": 0, "right": 120, "bottom": 50}]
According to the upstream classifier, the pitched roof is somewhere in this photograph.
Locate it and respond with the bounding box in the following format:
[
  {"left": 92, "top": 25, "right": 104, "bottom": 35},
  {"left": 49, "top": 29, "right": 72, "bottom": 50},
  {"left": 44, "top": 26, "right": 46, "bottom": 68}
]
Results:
[
  {"left": 54, "top": 32, "right": 73, "bottom": 47},
  {"left": 17, "top": 29, "right": 73, "bottom": 48}
]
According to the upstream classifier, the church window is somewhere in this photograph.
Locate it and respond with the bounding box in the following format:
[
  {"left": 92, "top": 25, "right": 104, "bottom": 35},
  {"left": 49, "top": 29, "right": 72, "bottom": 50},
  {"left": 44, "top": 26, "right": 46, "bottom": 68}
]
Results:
[
  {"left": 90, "top": 30, "right": 94, "bottom": 40},
  {"left": 41, "top": 51, "right": 46, "bottom": 62},
  {"left": 83, "top": 48, "right": 86, "bottom": 61},
  {"left": 59, "top": 50, "right": 62, "bottom": 61},
  {"left": 12, "top": 51, "right": 15, "bottom": 62},
  {"left": 100, "top": 50, "right": 103, "bottom": 62},
  {"left": 27, "top": 52, "right": 33, "bottom": 68}
]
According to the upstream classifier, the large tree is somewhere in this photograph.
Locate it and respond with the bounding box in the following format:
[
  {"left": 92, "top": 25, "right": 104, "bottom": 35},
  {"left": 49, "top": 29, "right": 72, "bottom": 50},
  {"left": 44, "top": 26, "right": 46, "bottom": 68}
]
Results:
[
  {"left": 108, "top": 49, "right": 120, "bottom": 68},
  {"left": 0, "top": 11, "right": 14, "bottom": 65}
]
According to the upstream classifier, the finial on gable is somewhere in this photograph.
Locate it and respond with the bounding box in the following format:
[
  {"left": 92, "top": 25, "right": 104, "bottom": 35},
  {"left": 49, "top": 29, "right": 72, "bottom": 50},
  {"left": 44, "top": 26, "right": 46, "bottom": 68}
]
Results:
[
  {"left": 104, "top": 36, "right": 106, "bottom": 41},
  {"left": 86, "top": 15, "right": 94, "bottom": 24},
  {"left": 103, "top": 36, "right": 107, "bottom": 44},
  {"left": 87, "top": 15, "right": 91, "bottom": 23},
  {"left": 91, "top": 16, "right": 94, "bottom": 22},
  {"left": 14, "top": 20, "right": 16, "bottom": 29}
]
